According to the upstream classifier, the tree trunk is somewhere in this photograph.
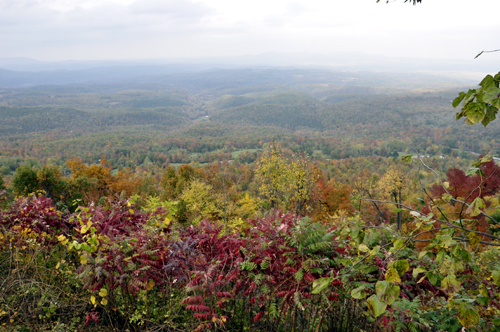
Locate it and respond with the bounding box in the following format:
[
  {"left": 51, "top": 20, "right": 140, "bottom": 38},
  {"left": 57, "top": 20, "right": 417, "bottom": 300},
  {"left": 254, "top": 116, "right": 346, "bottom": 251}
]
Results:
[{"left": 396, "top": 190, "right": 402, "bottom": 231}]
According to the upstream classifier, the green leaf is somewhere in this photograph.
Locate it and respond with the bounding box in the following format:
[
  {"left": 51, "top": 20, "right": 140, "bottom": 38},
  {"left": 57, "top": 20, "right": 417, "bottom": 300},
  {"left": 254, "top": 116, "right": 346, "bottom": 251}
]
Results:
[
  {"left": 294, "top": 269, "right": 304, "bottom": 281},
  {"left": 427, "top": 271, "right": 440, "bottom": 286},
  {"left": 436, "top": 233, "right": 455, "bottom": 248},
  {"left": 392, "top": 238, "right": 406, "bottom": 250},
  {"left": 351, "top": 285, "right": 367, "bottom": 299},
  {"left": 465, "top": 167, "right": 484, "bottom": 177},
  {"left": 483, "top": 87, "right": 500, "bottom": 108},
  {"left": 418, "top": 251, "right": 428, "bottom": 260},
  {"left": 400, "top": 154, "right": 413, "bottom": 163},
  {"left": 457, "top": 303, "right": 480, "bottom": 328},
  {"left": 240, "top": 261, "right": 257, "bottom": 271},
  {"left": 453, "top": 92, "right": 467, "bottom": 108},
  {"left": 412, "top": 267, "right": 426, "bottom": 279},
  {"left": 388, "top": 260, "right": 409, "bottom": 276},
  {"left": 482, "top": 105, "right": 498, "bottom": 127},
  {"left": 464, "top": 103, "right": 485, "bottom": 125},
  {"left": 479, "top": 74, "right": 495, "bottom": 88},
  {"left": 358, "top": 265, "right": 379, "bottom": 274},
  {"left": 474, "top": 51, "right": 484, "bottom": 59},
  {"left": 442, "top": 193, "right": 453, "bottom": 202},
  {"left": 375, "top": 281, "right": 400, "bottom": 305},
  {"left": 366, "top": 294, "right": 387, "bottom": 318},
  {"left": 477, "top": 295, "right": 491, "bottom": 306},
  {"left": 436, "top": 250, "right": 445, "bottom": 265},
  {"left": 441, "top": 275, "right": 461, "bottom": 295},
  {"left": 455, "top": 248, "right": 471, "bottom": 262},
  {"left": 473, "top": 154, "right": 493, "bottom": 166},
  {"left": 311, "top": 277, "right": 333, "bottom": 294},
  {"left": 491, "top": 270, "right": 500, "bottom": 286},
  {"left": 385, "top": 268, "right": 401, "bottom": 283},
  {"left": 392, "top": 208, "right": 404, "bottom": 213},
  {"left": 466, "top": 197, "right": 485, "bottom": 217},
  {"left": 463, "top": 90, "right": 477, "bottom": 106}
]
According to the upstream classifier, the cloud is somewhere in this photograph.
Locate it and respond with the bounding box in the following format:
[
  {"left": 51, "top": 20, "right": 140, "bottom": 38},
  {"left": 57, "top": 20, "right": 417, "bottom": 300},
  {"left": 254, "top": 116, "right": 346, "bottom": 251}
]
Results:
[
  {"left": 0, "top": 0, "right": 218, "bottom": 59},
  {"left": 129, "top": 0, "right": 214, "bottom": 20},
  {"left": 0, "top": 0, "right": 499, "bottom": 61},
  {"left": 286, "top": 2, "right": 307, "bottom": 16}
]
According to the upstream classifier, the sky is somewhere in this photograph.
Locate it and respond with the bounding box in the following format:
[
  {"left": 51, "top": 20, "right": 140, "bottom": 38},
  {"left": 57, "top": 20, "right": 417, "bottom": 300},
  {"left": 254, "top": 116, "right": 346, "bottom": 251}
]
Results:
[{"left": 1, "top": 0, "right": 499, "bottom": 62}]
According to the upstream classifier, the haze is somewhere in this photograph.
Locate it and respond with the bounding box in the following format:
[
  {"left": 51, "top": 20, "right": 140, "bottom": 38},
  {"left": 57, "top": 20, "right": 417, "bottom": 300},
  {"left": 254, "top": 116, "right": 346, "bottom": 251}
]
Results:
[{"left": 1, "top": 0, "right": 499, "bottom": 65}]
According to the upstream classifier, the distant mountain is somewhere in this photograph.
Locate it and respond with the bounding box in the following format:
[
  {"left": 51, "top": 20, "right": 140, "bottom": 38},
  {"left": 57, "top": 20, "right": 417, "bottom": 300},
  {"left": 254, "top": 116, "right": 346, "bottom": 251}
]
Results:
[
  {"left": 0, "top": 57, "right": 215, "bottom": 73},
  {"left": 3, "top": 51, "right": 497, "bottom": 74},
  {"left": 171, "top": 52, "right": 499, "bottom": 74},
  {"left": 0, "top": 65, "right": 481, "bottom": 91}
]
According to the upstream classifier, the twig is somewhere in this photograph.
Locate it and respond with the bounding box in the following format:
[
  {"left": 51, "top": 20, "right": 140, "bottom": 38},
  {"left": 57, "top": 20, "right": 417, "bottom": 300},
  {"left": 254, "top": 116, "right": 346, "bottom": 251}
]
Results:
[{"left": 360, "top": 198, "right": 500, "bottom": 241}]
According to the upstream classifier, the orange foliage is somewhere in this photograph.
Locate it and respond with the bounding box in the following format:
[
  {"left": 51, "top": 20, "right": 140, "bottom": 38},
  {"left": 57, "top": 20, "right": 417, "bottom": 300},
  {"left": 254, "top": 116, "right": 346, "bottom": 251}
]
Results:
[
  {"left": 66, "top": 156, "right": 141, "bottom": 203},
  {"left": 311, "top": 177, "right": 355, "bottom": 222}
]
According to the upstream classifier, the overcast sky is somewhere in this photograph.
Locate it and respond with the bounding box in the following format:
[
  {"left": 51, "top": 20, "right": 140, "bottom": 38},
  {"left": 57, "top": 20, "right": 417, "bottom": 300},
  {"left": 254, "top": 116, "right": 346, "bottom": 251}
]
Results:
[{"left": 1, "top": 0, "right": 499, "bottom": 62}]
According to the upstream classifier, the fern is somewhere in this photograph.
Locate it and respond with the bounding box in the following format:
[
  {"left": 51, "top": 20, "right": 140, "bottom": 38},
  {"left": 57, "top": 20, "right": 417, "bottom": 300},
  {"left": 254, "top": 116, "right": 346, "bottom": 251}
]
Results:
[
  {"left": 293, "top": 291, "right": 304, "bottom": 311},
  {"left": 254, "top": 273, "right": 263, "bottom": 286},
  {"left": 294, "top": 268, "right": 303, "bottom": 281},
  {"left": 268, "top": 301, "right": 278, "bottom": 319},
  {"left": 240, "top": 261, "right": 257, "bottom": 271},
  {"left": 310, "top": 267, "right": 323, "bottom": 274},
  {"left": 260, "top": 256, "right": 271, "bottom": 270}
]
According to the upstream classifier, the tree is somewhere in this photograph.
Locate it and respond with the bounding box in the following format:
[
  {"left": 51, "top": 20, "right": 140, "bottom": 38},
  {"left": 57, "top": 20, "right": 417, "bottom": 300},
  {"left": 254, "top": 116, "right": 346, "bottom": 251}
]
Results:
[
  {"left": 319, "top": 179, "right": 355, "bottom": 218},
  {"left": 255, "top": 143, "right": 318, "bottom": 214},
  {"left": 0, "top": 175, "right": 5, "bottom": 191},
  {"left": 160, "top": 164, "right": 204, "bottom": 200},
  {"left": 378, "top": 164, "right": 414, "bottom": 231},
  {"left": 255, "top": 143, "right": 289, "bottom": 209},
  {"left": 160, "top": 166, "right": 178, "bottom": 200},
  {"left": 12, "top": 165, "right": 39, "bottom": 197},
  {"left": 353, "top": 169, "right": 387, "bottom": 223},
  {"left": 204, "top": 162, "right": 242, "bottom": 234},
  {"left": 37, "top": 165, "right": 66, "bottom": 200},
  {"left": 180, "top": 179, "right": 219, "bottom": 223}
]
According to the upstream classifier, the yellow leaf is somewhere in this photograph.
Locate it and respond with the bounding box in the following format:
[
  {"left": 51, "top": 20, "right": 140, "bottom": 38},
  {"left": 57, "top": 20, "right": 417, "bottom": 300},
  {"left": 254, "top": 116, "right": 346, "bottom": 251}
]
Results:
[
  {"left": 101, "top": 298, "right": 108, "bottom": 305},
  {"left": 468, "top": 232, "right": 481, "bottom": 246},
  {"left": 90, "top": 296, "right": 96, "bottom": 305},
  {"left": 55, "top": 262, "right": 60, "bottom": 269},
  {"left": 80, "top": 256, "right": 87, "bottom": 265},
  {"left": 358, "top": 244, "right": 369, "bottom": 253},
  {"left": 385, "top": 268, "right": 401, "bottom": 283},
  {"left": 129, "top": 209, "right": 134, "bottom": 214},
  {"left": 147, "top": 279, "right": 155, "bottom": 291},
  {"left": 99, "top": 288, "right": 108, "bottom": 297}
]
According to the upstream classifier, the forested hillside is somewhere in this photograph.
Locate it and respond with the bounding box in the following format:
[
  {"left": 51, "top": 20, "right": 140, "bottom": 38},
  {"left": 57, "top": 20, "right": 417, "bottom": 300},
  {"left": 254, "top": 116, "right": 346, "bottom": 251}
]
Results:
[
  {"left": 0, "top": 68, "right": 497, "bottom": 176},
  {"left": 2, "top": 67, "right": 500, "bottom": 332}
]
